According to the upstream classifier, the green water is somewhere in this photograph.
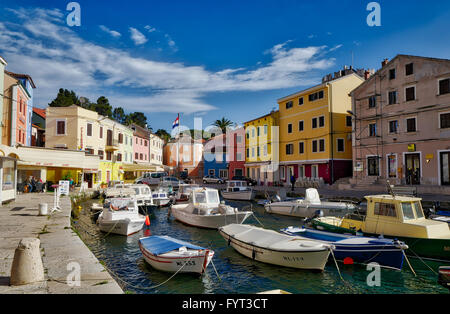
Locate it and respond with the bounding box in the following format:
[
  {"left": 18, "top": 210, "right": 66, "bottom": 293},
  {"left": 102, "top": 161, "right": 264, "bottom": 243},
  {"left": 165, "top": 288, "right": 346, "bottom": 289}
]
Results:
[{"left": 72, "top": 199, "right": 449, "bottom": 294}]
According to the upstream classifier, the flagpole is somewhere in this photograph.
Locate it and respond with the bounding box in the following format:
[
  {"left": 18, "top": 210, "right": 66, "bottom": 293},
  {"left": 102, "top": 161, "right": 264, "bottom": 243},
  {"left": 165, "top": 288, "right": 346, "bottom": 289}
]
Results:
[{"left": 177, "top": 113, "right": 180, "bottom": 175}]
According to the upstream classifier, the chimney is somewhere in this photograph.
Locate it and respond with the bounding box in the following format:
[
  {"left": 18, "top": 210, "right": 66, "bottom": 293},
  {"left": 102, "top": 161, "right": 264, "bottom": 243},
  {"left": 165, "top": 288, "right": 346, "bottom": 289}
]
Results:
[
  {"left": 381, "top": 58, "right": 389, "bottom": 67},
  {"left": 364, "top": 70, "right": 371, "bottom": 80}
]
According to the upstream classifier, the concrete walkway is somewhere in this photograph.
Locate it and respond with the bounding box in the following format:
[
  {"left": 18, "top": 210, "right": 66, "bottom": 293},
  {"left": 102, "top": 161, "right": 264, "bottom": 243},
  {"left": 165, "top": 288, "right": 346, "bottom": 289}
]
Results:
[{"left": 0, "top": 193, "right": 123, "bottom": 294}]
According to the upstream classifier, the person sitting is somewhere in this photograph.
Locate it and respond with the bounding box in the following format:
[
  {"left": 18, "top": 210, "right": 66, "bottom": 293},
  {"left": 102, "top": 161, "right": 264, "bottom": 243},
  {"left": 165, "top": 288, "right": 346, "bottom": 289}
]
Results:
[{"left": 31, "top": 176, "right": 37, "bottom": 193}]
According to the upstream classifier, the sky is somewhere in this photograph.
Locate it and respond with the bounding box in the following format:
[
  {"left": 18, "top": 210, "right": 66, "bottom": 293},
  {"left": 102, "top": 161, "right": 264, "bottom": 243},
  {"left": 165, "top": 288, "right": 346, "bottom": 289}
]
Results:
[{"left": 1, "top": 0, "right": 450, "bottom": 135}]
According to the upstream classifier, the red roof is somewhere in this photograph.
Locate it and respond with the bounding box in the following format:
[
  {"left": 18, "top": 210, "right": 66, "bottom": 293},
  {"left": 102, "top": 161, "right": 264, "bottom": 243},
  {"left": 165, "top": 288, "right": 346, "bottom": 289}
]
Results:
[{"left": 33, "top": 107, "right": 46, "bottom": 119}]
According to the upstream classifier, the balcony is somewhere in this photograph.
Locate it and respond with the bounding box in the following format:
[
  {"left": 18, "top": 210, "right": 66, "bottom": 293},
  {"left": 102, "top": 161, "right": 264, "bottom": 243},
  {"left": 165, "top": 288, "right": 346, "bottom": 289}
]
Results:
[{"left": 105, "top": 139, "right": 119, "bottom": 151}]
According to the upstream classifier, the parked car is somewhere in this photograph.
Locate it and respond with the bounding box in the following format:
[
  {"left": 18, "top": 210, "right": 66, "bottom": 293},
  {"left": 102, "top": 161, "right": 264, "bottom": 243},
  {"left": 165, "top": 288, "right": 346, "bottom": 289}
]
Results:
[
  {"left": 203, "top": 175, "right": 225, "bottom": 184},
  {"left": 231, "top": 176, "right": 257, "bottom": 186},
  {"left": 135, "top": 172, "right": 168, "bottom": 185},
  {"left": 160, "top": 176, "right": 180, "bottom": 191}
]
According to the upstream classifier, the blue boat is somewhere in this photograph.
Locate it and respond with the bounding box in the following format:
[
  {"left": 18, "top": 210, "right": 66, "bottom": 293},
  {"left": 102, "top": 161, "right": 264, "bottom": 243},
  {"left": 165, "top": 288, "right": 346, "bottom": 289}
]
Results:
[{"left": 280, "top": 226, "right": 408, "bottom": 270}]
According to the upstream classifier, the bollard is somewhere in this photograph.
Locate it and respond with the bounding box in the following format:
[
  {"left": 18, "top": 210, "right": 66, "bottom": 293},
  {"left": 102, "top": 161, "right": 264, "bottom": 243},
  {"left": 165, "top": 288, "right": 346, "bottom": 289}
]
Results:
[
  {"left": 10, "top": 238, "right": 45, "bottom": 286},
  {"left": 38, "top": 203, "right": 48, "bottom": 216}
]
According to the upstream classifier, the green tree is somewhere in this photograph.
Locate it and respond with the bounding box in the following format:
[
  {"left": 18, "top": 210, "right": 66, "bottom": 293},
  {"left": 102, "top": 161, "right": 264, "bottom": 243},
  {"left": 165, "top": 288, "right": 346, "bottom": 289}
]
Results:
[
  {"left": 112, "top": 107, "right": 126, "bottom": 124},
  {"left": 48, "top": 88, "right": 80, "bottom": 107},
  {"left": 155, "top": 129, "right": 171, "bottom": 142},
  {"left": 125, "top": 112, "right": 148, "bottom": 128},
  {"left": 212, "top": 117, "right": 233, "bottom": 134},
  {"left": 93, "top": 96, "right": 113, "bottom": 117}
]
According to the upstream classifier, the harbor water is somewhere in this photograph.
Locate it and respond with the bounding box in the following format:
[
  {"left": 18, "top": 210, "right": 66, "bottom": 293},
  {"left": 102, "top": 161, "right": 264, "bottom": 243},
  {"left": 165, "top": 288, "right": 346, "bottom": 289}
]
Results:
[{"left": 72, "top": 199, "right": 449, "bottom": 294}]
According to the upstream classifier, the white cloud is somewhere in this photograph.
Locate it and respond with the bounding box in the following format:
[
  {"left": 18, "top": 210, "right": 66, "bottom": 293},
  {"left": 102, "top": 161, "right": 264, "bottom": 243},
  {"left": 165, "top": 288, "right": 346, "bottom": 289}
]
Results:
[
  {"left": 144, "top": 25, "right": 156, "bottom": 33},
  {"left": 0, "top": 8, "right": 337, "bottom": 115},
  {"left": 129, "top": 27, "right": 147, "bottom": 45},
  {"left": 99, "top": 25, "right": 121, "bottom": 38}
]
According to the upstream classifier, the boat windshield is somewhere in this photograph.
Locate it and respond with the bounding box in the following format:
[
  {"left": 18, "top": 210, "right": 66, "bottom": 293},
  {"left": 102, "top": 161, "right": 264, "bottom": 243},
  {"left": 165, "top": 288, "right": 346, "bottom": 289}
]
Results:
[
  {"left": 413, "top": 201, "right": 425, "bottom": 218},
  {"left": 194, "top": 191, "right": 207, "bottom": 203},
  {"left": 207, "top": 190, "right": 220, "bottom": 204},
  {"left": 401, "top": 202, "right": 415, "bottom": 220},
  {"left": 194, "top": 190, "right": 219, "bottom": 204}
]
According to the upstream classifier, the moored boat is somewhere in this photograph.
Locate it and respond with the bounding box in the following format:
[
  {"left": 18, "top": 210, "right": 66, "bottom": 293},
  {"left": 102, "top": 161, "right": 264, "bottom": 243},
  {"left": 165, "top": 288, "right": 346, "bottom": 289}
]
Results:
[
  {"left": 173, "top": 184, "right": 199, "bottom": 204},
  {"left": 221, "top": 180, "right": 255, "bottom": 201},
  {"left": 152, "top": 188, "right": 171, "bottom": 207},
  {"left": 97, "top": 197, "right": 146, "bottom": 236},
  {"left": 169, "top": 187, "right": 253, "bottom": 229},
  {"left": 219, "top": 224, "right": 332, "bottom": 271},
  {"left": 138, "top": 235, "right": 214, "bottom": 274},
  {"left": 310, "top": 194, "right": 450, "bottom": 262},
  {"left": 264, "top": 188, "right": 358, "bottom": 218},
  {"left": 281, "top": 226, "right": 408, "bottom": 270}
]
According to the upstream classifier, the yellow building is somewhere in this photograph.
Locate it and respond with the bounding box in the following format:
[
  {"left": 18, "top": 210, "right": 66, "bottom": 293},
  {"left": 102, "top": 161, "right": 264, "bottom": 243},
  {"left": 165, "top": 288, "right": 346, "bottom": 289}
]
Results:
[
  {"left": 45, "top": 105, "right": 135, "bottom": 187},
  {"left": 244, "top": 110, "right": 279, "bottom": 185},
  {"left": 277, "top": 69, "right": 365, "bottom": 184}
]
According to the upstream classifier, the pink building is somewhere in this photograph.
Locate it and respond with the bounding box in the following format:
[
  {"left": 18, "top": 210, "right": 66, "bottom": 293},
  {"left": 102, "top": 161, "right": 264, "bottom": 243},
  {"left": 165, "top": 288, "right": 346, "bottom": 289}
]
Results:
[
  {"left": 226, "top": 127, "right": 245, "bottom": 179},
  {"left": 131, "top": 123, "right": 150, "bottom": 163},
  {"left": 350, "top": 55, "right": 450, "bottom": 191}
]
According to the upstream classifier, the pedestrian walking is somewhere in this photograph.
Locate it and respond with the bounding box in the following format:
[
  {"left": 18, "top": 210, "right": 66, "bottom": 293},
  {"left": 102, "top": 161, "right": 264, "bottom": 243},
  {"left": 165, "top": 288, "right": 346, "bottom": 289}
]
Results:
[{"left": 290, "top": 175, "right": 296, "bottom": 192}]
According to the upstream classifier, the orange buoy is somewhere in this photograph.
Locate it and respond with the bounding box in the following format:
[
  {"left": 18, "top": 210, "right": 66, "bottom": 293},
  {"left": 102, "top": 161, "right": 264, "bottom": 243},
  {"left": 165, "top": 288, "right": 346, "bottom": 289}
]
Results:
[
  {"left": 343, "top": 257, "right": 354, "bottom": 265},
  {"left": 145, "top": 215, "right": 150, "bottom": 226}
]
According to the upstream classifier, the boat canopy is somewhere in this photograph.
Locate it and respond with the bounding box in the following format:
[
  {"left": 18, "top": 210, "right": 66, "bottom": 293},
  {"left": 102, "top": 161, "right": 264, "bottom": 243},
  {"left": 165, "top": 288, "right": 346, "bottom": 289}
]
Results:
[
  {"left": 305, "top": 188, "right": 321, "bottom": 205},
  {"left": 139, "top": 236, "right": 206, "bottom": 255}
]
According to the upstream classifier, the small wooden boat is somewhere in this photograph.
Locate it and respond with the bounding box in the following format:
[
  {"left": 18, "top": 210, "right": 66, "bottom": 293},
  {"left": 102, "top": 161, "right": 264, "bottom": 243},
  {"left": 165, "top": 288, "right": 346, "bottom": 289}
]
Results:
[
  {"left": 139, "top": 236, "right": 214, "bottom": 274},
  {"left": 97, "top": 197, "right": 146, "bottom": 236},
  {"left": 264, "top": 188, "right": 358, "bottom": 218},
  {"left": 281, "top": 226, "right": 408, "bottom": 270},
  {"left": 219, "top": 224, "right": 332, "bottom": 271},
  {"left": 170, "top": 188, "right": 253, "bottom": 229},
  {"left": 221, "top": 180, "right": 255, "bottom": 201},
  {"left": 310, "top": 194, "right": 450, "bottom": 262},
  {"left": 438, "top": 266, "right": 450, "bottom": 290}
]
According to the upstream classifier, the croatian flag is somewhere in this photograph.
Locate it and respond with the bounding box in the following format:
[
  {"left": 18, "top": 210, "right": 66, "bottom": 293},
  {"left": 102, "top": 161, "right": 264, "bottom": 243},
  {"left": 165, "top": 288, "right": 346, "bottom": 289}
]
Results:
[{"left": 172, "top": 115, "right": 179, "bottom": 129}]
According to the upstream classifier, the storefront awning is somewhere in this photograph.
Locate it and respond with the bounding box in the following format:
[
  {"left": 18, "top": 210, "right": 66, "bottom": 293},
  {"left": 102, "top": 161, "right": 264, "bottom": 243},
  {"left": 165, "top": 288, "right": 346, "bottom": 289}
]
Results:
[{"left": 121, "top": 163, "right": 160, "bottom": 172}]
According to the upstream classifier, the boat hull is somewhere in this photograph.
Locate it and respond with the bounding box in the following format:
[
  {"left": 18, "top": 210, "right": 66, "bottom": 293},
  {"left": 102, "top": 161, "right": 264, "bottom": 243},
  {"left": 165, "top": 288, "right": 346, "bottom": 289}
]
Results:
[
  {"left": 219, "top": 229, "right": 330, "bottom": 270},
  {"left": 171, "top": 208, "right": 252, "bottom": 229},
  {"left": 139, "top": 242, "right": 214, "bottom": 274},
  {"left": 98, "top": 215, "right": 146, "bottom": 236},
  {"left": 265, "top": 202, "right": 356, "bottom": 218},
  {"left": 221, "top": 190, "right": 255, "bottom": 201},
  {"left": 154, "top": 198, "right": 171, "bottom": 207},
  {"left": 311, "top": 219, "right": 450, "bottom": 262}
]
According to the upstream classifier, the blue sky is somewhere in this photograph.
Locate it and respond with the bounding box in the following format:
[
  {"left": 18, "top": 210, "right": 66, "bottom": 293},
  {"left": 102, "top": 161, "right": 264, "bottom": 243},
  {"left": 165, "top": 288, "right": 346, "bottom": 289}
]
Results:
[{"left": 1, "top": 0, "right": 449, "bottom": 134}]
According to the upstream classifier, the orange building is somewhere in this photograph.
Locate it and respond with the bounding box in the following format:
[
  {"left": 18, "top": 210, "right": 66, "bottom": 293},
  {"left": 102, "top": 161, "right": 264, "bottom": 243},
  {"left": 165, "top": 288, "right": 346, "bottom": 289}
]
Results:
[{"left": 163, "top": 135, "right": 204, "bottom": 178}]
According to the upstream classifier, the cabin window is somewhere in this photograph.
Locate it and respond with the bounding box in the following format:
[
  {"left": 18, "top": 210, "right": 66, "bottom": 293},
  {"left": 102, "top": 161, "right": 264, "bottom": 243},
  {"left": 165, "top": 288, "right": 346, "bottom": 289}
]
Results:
[
  {"left": 401, "top": 202, "right": 415, "bottom": 220},
  {"left": 413, "top": 201, "right": 424, "bottom": 219},
  {"left": 207, "top": 191, "right": 219, "bottom": 204},
  {"left": 374, "top": 202, "right": 397, "bottom": 217}
]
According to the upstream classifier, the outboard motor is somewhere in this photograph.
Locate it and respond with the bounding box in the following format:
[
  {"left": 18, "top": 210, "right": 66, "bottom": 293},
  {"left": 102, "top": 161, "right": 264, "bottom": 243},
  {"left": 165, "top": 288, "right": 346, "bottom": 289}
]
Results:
[{"left": 304, "top": 210, "right": 323, "bottom": 225}]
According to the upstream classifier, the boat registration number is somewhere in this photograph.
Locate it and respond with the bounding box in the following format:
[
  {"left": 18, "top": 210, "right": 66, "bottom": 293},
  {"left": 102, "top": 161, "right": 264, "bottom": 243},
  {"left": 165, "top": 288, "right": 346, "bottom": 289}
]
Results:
[{"left": 283, "top": 256, "right": 304, "bottom": 262}]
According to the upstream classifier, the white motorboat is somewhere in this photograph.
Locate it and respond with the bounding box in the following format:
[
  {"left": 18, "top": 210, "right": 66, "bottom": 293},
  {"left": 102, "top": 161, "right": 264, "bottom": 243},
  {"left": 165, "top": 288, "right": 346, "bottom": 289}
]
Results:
[
  {"left": 152, "top": 188, "right": 171, "bottom": 207},
  {"left": 97, "top": 197, "right": 146, "bottom": 236},
  {"left": 219, "top": 224, "right": 332, "bottom": 270},
  {"left": 264, "top": 188, "right": 358, "bottom": 218},
  {"left": 139, "top": 235, "right": 214, "bottom": 274},
  {"left": 114, "top": 184, "right": 155, "bottom": 209},
  {"left": 173, "top": 184, "right": 200, "bottom": 204},
  {"left": 221, "top": 180, "right": 256, "bottom": 201},
  {"left": 169, "top": 187, "right": 253, "bottom": 229}
]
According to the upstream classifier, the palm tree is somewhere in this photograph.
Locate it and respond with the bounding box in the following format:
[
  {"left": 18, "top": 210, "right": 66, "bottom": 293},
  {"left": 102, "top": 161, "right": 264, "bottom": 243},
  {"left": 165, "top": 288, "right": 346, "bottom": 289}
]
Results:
[{"left": 213, "top": 117, "right": 233, "bottom": 134}]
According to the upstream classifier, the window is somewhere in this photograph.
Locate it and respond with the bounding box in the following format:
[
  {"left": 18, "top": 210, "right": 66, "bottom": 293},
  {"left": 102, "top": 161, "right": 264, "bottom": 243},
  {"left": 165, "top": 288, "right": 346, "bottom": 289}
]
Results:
[
  {"left": 388, "top": 91, "right": 397, "bottom": 105},
  {"left": 98, "top": 150, "right": 104, "bottom": 160},
  {"left": 106, "top": 152, "right": 112, "bottom": 161},
  {"left": 374, "top": 202, "right": 397, "bottom": 217},
  {"left": 117, "top": 153, "right": 122, "bottom": 162},
  {"left": 414, "top": 202, "right": 424, "bottom": 219},
  {"left": 85, "top": 148, "right": 94, "bottom": 155},
  {"left": 337, "top": 139, "right": 344, "bottom": 152},
  {"left": 346, "top": 116, "right": 352, "bottom": 127},
  {"left": 237, "top": 152, "right": 243, "bottom": 161},
  {"left": 219, "top": 169, "right": 228, "bottom": 178},
  {"left": 389, "top": 68, "right": 396, "bottom": 80},
  {"left": 140, "top": 153, "right": 143, "bottom": 160},
  {"left": 145, "top": 140, "right": 148, "bottom": 147},
  {"left": 312, "top": 140, "right": 318, "bottom": 153},
  {"left": 389, "top": 120, "right": 398, "bottom": 134},
  {"left": 252, "top": 147, "right": 255, "bottom": 157},
  {"left": 246, "top": 148, "right": 249, "bottom": 158},
  {"left": 257, "top": 127, "right": 260, "bottom": 136},
  {"left": 286, "top": 144, "right": 294, "bottom": 155},
  {"left": 405, "top": 63, "right": 414, "bottom": 76},
  {"left": 246, "top": 131, "right": 249, "bottom": 139},
  {"left": 135, "top": 152, "right": 138, "bottom": 160},
  {"left": 312, "top": 118, "right": 318, "bottom": 129},
  {"left": 388, "top": 155, "right": 397, "bottom": 178},
  {"left": 263, "top": 144, "right": 268, "bottom": 156},
  {"left": 2, "top": 159, "right": 15, "bottom": 191},
  {"left": 87, "top": 123, "right": 92, "bottom": 136},
  {"left": 405, "top": 86, "right": 415, "bottom": 101},
  {"left": 264, "top": 125, "right": 268, "bottom": 135},
  {"left": 401, "top": 202, "right": 415, "bottom": 220},
  {"left": 286, "top": 101, "right": 293, "bottom": 109},
  {"left": 368, "top": 96, "right": 377, "bottom": 108},
  {"left": 257, "top": 147, "right": 260, "bottom": 157},
  {"left": 299, "top": 142, "right": 304, "bottom": 154},
  {"left": 56, "top": 120, "right": 66, "bottom": 135},
  {"left": 298, "top": 97, "right": 304, "bottom": 105},
  {"left": 369, "top": 123, "right": 377, "bottom": 137},
  {"left": 406, "top": 118, "right": 416, "bottom": 132},
  {"left": 298, "top": 120, "right": 304, "bottom": 131},
  {"left": 309, "top": 90, "right": 324, "bottom": 102},
  {"left": 440, "top": 113, "right": 450, "bottom": 129},
  {"left": 319, "top": 139, "right": 325, "bottom": 152},
  {"left": 319, "top": 116, "right": 325, "bottom": 127},
  {"left": 287, "top": 123, "right": 293, "bottom": 134},
  {"left": 439, "top": 78, "right": 450, "bottom": 95},
  {"left": 99, "top": 127, "right": 102, "bottom": 138}
]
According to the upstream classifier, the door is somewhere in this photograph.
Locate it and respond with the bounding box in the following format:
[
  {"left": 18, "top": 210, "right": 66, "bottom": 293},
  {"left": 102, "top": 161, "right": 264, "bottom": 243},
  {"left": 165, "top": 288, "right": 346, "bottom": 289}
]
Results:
[
  {"left": 440, "top": 152, "right": 450, "bottom": 186},
  {"left": 367, "top": 157, "right": 379, "bottom": 176},
  {"left": 405, "top": 153, "right": 420, "bottom": 185},
  {"left": 106, "top": 130, "right": 113, "bottom": 146},
  {"left": 235, "top": 168, "right": 243, "bottom": 177},
  {"left": 311, "top": 165, "right": 318, "bottom": 178}
]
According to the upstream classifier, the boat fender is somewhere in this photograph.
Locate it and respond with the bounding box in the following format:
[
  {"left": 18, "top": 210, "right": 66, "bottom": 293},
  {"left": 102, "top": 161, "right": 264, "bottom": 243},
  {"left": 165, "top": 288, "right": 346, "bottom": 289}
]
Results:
[{"left": 252, "top": 249, "right": 256, "bottom": 260}]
